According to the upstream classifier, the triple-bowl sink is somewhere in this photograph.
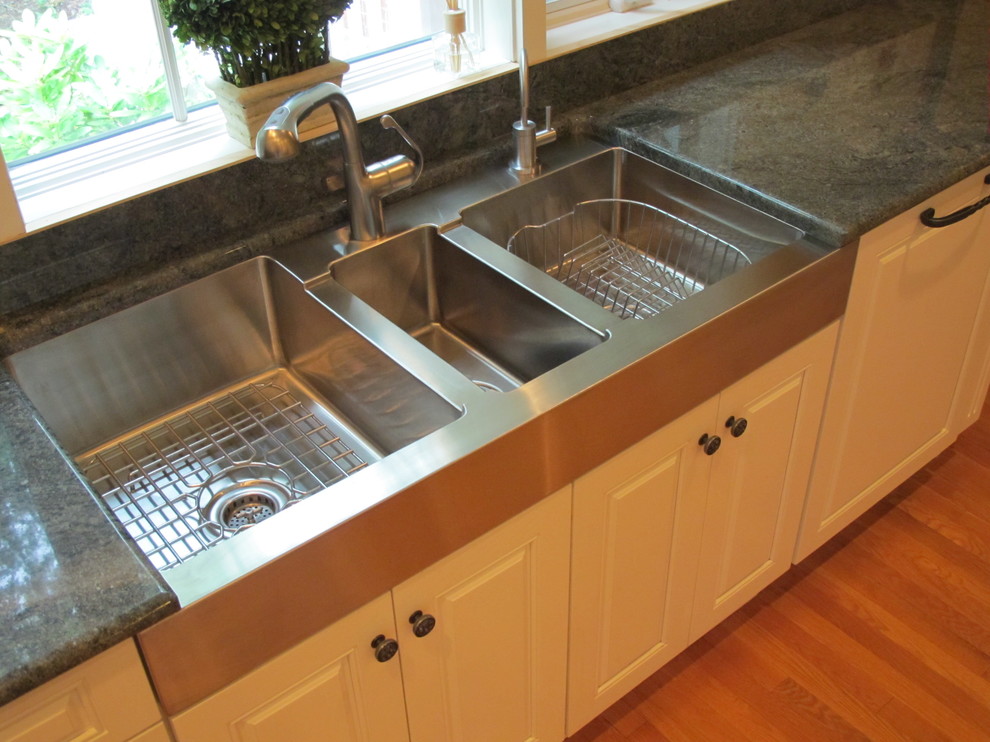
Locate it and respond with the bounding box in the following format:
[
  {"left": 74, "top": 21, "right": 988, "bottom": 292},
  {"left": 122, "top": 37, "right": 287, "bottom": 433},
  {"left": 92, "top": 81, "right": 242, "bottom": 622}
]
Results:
[{"left": 5, "top": 141, "right": 846, "bottom": 605}]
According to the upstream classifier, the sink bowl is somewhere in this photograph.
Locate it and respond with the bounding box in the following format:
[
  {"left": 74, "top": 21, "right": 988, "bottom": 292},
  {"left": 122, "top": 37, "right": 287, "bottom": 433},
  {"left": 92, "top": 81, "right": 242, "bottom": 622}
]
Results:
[
  {"left": 461, "top": 148, "right": 806, "bottom": 319},
  {"left": 6, "top": 257, "right": 460, "bottom": 570},
  {"left": 330, "top": 226, "right": 606, "bottom": 392}
]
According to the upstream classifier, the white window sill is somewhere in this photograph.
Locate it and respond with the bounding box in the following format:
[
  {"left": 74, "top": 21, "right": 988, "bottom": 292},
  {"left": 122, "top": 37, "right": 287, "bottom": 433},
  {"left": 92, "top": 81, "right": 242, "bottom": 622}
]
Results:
[{"left": 547, "top": 0, "right": 731, "bottom": 59}]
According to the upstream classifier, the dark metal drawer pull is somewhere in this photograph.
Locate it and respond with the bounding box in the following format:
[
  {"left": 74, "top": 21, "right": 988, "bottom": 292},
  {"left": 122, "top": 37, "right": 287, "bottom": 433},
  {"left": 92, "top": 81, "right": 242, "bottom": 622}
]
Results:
[{"left": 920, "top": 174, "right": 990, "bottom": 228}]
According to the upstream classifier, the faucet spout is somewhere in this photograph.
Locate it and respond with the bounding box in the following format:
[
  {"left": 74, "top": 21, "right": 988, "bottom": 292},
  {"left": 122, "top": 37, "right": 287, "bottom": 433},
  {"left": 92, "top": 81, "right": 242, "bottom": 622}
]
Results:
[{"left": 256, "top": 82, "right": 422, "bottom": 243}]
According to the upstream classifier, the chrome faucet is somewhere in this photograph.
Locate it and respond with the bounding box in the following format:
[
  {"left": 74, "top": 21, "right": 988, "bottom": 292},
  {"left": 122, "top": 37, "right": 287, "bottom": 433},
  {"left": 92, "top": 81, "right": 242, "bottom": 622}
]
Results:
[
  {"left": 256, "top": 82, "right": 423, "bottom": 243},
  {"left": 509, "top": 49, "right": 557, "bottom": 177}
]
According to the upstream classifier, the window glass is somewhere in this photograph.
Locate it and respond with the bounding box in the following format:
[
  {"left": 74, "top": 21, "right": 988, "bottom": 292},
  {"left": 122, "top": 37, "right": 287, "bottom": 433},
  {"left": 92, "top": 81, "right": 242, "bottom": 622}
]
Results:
[
  {"left": 329, "top": 0, "right": 443, "bottom": 61},
  {"left": 0, "top": 0, "right": 212, "bottom": 163}
]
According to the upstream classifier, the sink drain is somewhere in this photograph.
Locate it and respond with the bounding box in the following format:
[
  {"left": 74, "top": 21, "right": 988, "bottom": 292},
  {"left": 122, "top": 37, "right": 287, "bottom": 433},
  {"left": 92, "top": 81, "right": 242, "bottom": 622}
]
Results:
[
  {"left": 198, "top": 464, "right": 293, "bottom": 535},
  {"left": 221, "top": 492, "right": 280, "bottom": 529}
]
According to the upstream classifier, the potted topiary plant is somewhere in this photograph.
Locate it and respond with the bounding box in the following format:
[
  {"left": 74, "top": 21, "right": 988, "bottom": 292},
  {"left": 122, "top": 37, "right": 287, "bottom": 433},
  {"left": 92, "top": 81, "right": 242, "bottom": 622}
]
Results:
[{"left": 159, "top": 0, "right": 353, "bottom": 146}]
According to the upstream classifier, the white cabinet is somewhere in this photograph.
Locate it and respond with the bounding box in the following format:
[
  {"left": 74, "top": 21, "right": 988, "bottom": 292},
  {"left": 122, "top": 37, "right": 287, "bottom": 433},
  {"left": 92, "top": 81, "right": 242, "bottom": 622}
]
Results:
[
  {"left": 690, "top": 323, "right": 837, "bottom": 640},
  {"left": 172, "top": 487, "right": 571, "bottom": 742},
  {"left": 948, "top": 178, "right": 990, "bottom": 435},
  {"left": 796, "top": 169, "right": 990, "bottom": 561},
  {"left": 394, "top": 486, "right": 570, "bottom": 742},
  {"left": 567, "top": 398, "right": 714, "bottom": 735},
  {"left": 170, "top": 592, "right": 408, "bottom": 742},
  {"left": 566, "top": 324, "right": 837, "bottom": 735},
  {"left": 0, "top": 640, "right": 165, "bottom": 742}
]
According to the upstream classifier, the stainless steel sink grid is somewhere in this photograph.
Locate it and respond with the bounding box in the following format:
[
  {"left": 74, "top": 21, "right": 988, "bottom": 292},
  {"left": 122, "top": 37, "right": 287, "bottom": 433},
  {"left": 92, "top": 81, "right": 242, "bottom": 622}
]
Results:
[
  {"left": 507, "top": 199, "right": 751, "bottom": 320},
  {"left": 79, "top": 372, "right": 374, "bottom": 571}
]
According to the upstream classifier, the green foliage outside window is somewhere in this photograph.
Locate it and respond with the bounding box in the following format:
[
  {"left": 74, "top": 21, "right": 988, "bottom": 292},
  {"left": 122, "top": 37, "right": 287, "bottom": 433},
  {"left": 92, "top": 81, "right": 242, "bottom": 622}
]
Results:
[{"left": 0, "top": 8, "right": 171, "bottom": 162}]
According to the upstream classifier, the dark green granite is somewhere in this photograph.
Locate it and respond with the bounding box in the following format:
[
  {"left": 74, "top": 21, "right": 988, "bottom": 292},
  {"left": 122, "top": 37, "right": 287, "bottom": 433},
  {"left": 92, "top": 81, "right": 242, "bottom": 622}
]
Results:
[
  {"left": 580, "top": 0, "right": 990, "bottom": 247},
  {"left": 0, "top": 367, "right": 177, "bottom": 706}
]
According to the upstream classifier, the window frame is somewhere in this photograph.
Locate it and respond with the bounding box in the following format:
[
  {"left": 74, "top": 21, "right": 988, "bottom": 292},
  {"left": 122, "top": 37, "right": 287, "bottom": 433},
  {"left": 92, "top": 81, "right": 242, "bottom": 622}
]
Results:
[
  {"left": 546, "top": 0, "right": 611, "bottom": 28},
  {"left": 0, "top": 149, "right": 24, "bottom": 242}
]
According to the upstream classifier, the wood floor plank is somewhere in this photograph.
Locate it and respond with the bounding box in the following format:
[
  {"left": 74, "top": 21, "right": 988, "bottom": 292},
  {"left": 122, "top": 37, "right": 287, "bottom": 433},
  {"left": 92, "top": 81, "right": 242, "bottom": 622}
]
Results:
[
  {"left": 875, "top": 696, "right": 964, "bottom": 742},
  {"left": 941, "top": 406, "right": 990, "bottom": 468},
  {"left": 690, "top": 625, "right": 870, "bottom": 742},
  {"left": 737, "top": 605, "right": 907, "bottom": 739},
  {"left": 766, "top": 587, "right": 988, "bottom": 742},
  {"left": 895, "top": 482, "right": 990, "bottom": 564},
  {"left": 859, "top": 510, "right": 990, "bottom": 613},
  {"left": 808, "top": 568, "right": 990, "bottom": 704},
  {"left": 914, "top": 450, "right": 990, "bottom": 522},
  {"left": 624, "top": 724, "right": 673, "bottom": 742},
  {"left": 785, "top": 570, "right": 990, "bottom": 739},
  {"left": 832, "top": 530, "right": 990, "bottom": 656},
  {"left": 565, "top": 405, "right": 990, "bottom": 742},
  {"left": 645, "top": 642, "right": 795, "bottom": 742},
  {"left": 635, "top": 673, "right": 748, "bottom": 742},
  {"left": 571, "top": 717, "right": 627, "bottom": 742},
  {"left": 818, "top": 532, "right": 990, "bottom": 666},
  {"left": 600, "top": 696, "right": 650, "bottom": 738}
]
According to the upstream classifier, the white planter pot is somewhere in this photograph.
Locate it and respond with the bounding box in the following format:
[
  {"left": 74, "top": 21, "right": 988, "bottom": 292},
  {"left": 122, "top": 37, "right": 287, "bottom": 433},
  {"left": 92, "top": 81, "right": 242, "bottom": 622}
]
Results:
[{"left": 207, "top": 58, "right": 350, "bottom": 148}]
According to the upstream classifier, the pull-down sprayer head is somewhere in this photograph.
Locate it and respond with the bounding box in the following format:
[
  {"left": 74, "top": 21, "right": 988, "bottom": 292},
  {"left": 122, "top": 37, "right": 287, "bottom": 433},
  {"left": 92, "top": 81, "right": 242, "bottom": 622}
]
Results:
[{"left": 255, "top": 82, "right": 424, "bottom": 242}]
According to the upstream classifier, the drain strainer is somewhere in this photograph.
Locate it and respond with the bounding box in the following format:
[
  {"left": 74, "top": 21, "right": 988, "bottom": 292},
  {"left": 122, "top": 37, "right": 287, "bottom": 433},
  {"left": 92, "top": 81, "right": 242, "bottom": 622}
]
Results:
[
  {"left": 199, "top": 464, "right": 293, "bottom": 535},
  {"left": 221, "top": 492, "right": 280, "bottom": 529}
]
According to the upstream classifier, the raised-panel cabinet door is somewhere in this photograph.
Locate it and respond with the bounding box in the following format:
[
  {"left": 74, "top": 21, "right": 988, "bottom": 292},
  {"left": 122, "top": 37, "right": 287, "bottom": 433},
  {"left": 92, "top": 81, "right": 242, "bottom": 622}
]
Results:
[
  {"left": 690, "top": 323, "right": 838, "bottom": 641},
  {"left": 170, "top": 593, "right": 408, "bottom": 742},
  {"left": 566, "top": 399, "right": 717, "bottom": 736},
  {"left": 797, "top": 171, "right": 990, "bottom": 561},
  {"left": 0, "top": 640, "right": 162, "bottom": 742},
  {"left": 392, "top": 487, "right": 571, "bottom": 742},
  {"left": 948, "top": 172, "right": 990, "bottom": 434}
]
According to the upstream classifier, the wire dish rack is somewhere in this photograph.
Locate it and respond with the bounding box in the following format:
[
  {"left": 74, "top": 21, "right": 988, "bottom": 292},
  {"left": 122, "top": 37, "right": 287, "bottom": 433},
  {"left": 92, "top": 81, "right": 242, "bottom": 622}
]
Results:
[
  {"left": 78, "top": 373, "right": 372, "bottom": 571},
  {"left": 507, "top": 199, "right": 751, "bottom": 320}
]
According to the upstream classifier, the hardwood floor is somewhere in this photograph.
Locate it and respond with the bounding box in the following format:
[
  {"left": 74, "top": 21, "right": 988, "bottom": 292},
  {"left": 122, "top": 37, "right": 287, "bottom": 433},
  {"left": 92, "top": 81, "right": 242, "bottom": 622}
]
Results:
[{"left": 565, "top": 406, "right": 990, "bottom": 742}]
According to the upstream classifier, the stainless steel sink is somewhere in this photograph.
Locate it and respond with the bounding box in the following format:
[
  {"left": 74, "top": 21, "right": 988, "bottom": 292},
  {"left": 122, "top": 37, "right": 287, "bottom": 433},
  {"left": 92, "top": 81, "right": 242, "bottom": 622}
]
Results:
[
  {"left": 6, "top": 257, "right": 461, "bottom": 570},
  {"left": 461, "top": 148, "right": 805, "bottom": 319},
  {"left": 330, "top": 226, "right": 606, "bottom": 392},
  {"left": 4, "top": 140, "right": 851, "bottom": 617}
]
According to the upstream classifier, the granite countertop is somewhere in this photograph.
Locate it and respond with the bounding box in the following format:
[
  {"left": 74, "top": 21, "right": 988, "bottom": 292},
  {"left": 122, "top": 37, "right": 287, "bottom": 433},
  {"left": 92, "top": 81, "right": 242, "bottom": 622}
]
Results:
[
  {"left": 0, "top": 367, "right": 177, "bottom": 706},
  {"left": 1, "top": 0, "right": 988, "bottom": 709},
  {"left": 580, "top": 0, "right": 990, "bottom": 248}
]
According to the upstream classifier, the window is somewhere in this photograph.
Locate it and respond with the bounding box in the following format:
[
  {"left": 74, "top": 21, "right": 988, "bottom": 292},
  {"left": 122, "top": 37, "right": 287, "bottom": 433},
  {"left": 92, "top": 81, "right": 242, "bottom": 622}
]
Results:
[
  {"left": 1, "top": 0, "right": 511, "bottom": 227},
  {"left": 0, "top": 0, "right": 499, "bottom": 168},
  {"left": 0, "top": 0, "right": 720, "bottom": 235},
  {"left": 0, "top": 0, "right": 215, "bottom": 164}
]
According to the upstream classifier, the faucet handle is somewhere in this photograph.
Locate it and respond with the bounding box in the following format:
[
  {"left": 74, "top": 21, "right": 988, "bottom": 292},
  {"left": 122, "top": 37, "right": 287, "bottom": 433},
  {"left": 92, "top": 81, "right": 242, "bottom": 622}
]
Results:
[
  {"left": 537, "top": 106, "right": 557, "bottom": 147},
  {"left": 380, "top": 115, "right": 424, "bottom": 186}
]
